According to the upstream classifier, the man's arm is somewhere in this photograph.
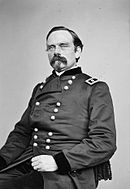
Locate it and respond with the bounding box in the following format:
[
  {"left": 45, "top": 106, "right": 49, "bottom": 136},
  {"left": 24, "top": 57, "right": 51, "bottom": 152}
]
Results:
[
  {"left": 0, "top": 84, "right": 39, "bottom": 166},
  {"left": 54, "top": 82, "right": 116, "bottom": 173}
]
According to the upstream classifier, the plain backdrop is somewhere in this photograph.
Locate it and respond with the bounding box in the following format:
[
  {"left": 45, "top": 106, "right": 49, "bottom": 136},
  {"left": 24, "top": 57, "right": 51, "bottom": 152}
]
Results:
[{"left": 0, "top": 0, "right": 129, "bottom": 188}]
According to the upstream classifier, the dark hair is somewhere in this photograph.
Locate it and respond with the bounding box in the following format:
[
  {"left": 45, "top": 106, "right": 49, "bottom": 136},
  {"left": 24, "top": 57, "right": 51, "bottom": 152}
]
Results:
[{"left": 46, "top": 26, "right": 83, "bottom": 52}]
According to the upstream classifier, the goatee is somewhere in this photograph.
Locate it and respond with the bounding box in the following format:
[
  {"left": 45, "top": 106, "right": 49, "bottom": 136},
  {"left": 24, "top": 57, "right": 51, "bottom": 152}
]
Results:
[{"left": 50, "top": 54, "right": 67, "bottom": 72}]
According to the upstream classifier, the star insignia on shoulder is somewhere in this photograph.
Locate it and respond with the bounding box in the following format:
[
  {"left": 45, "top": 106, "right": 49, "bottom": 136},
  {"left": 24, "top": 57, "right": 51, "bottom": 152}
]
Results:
[{"left": 85, "top": 77, "right": 99, "bottom": 85}]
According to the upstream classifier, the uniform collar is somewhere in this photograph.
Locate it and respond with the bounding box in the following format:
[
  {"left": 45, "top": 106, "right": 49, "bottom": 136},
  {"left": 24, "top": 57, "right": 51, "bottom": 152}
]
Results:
[
  {"left": 52, "top": 67, "right": 82, "bottom": 77},
  {"left": 35, "top": 67, "right": 82, "bottom": 97}
]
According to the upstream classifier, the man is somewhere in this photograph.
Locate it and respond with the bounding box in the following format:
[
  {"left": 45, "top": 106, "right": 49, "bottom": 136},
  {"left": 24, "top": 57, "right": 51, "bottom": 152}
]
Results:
[{"left": 0, "top": 26, "right": 116, "bottom": 189}]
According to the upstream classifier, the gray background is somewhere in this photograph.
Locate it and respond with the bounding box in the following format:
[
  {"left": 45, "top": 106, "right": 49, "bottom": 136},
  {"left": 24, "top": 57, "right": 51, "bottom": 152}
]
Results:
[{"left": 0, "top": 0, "right": 129, "bottom": 188}]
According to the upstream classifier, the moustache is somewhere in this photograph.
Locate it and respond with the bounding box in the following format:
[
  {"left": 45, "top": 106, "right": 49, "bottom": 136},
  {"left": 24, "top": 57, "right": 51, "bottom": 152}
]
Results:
[{"left": 50, "top": 54, "right": 67, "bottom": 66}]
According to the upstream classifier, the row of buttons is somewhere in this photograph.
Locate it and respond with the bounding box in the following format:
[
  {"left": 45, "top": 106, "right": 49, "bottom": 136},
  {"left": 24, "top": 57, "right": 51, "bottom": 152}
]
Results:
[
  {"left": 33, "top": 75, "right": 76, "bottom": 149},
  {"left": 48, "top": 77, "right": 75, "bottom": 147},
  {"left": 33, "top": 128, "right": 53, "bottom": 149},
  {"left": 33, "top": 101, "right": 61, "bottom": 148},
  {"left": 63, "top": 76, "right": 76, "bottom": 91},
  {"left": 33, "top": 143, "right": 51, "bottom": 150},
  {"left": 49, "top": 76, "right": 76, "bottom": 121},
  {"left": 39, "top": 76, "right": 75, "bottom": 91},
  {"left": 50, "top": 101, "right": 61, "bottom": 121},
  {"left": 33, "top": 129, "right": 53, "bottom": 136},
  {"left": 35, "top": 101, "right": 61, "bottom": 107},
  {"left": 33, "top": 135, "right": 52, "bottom": 142}
]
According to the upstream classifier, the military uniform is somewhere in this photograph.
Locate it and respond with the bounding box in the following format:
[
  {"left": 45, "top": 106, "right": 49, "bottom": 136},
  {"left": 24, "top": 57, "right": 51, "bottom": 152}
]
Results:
[{"left": 0, "top": 67, "right": 116, "bottom": 189}]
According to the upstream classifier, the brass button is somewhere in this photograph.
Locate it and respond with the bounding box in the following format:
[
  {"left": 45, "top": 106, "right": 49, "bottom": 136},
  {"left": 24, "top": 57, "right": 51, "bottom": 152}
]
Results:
[
  {"left": 33, "top": 135, "right": 38, "bottom": 139},
  {"left": 72, "top": 76, "right": 76, "bottom": 80},
  {"left": 34, "top": 128, "right": 38, "bottom": 132},
  {"left": 46, "top": 138, "right": 51, "bottom": 143},
  {"left": 68, "top": 80, "right": 73, "bottom": 85},
  {"left": 56, "top": 102, "right": 61, "bottom": 107},
  {"left": 33, "top": 142, "right": 38, "bottom": 147},
  {"left": 64, "top": 86, "right": 69, "bottom": 90},
  {"left": 48, "top": 132, "right": 53, "bottom": 136},
  {"left": 45, "top": 145, "right": 50, "bottom": 150},
  {"left": 50, "top": 115, "right": 55, "bottom": 120},
  {"left": 35, "top": 102, "right": 40, "bottom": 106},
  {"left": 40, "top": 85, "right": 43, "bottom": 89},
  {"left": 54, "top": 108, "right": 58, "bottom": 113}
]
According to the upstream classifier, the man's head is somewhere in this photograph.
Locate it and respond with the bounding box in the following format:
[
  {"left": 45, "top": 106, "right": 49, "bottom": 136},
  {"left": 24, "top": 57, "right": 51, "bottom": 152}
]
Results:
[{"left": 46, "top": 26, "right": 83, "bottom": 72}]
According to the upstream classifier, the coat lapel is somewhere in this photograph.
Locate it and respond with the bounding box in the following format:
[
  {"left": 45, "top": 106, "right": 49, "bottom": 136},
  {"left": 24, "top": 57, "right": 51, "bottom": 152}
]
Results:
[
  {"left": 34, "top": 67, "right": 82, "bottom": 98},
  {"left": 35, "top": 76, "right": 62, "bottom": 98}
]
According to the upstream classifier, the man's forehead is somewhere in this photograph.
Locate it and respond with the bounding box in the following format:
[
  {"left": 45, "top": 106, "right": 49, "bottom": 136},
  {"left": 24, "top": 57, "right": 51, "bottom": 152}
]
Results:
[{"left": 47, "top": 30, "right": 73, "bottom": 44}]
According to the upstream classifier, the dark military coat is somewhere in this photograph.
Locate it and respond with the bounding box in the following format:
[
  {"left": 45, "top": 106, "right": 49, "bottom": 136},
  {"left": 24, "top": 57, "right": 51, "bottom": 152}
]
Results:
[{"left": 0, "top": 67, "right": 116, "bottom": 189}]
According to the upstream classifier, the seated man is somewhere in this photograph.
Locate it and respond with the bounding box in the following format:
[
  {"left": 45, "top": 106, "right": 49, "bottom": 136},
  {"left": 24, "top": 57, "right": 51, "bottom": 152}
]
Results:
[{"left": 0, "top": 26, "right": 116, "bottom": 189}]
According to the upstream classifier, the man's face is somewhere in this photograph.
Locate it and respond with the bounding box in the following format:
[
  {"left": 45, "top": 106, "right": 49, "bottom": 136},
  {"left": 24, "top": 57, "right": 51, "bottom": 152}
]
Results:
[{"left": 46, "top": 30, "right": 81, "bottom": 72}]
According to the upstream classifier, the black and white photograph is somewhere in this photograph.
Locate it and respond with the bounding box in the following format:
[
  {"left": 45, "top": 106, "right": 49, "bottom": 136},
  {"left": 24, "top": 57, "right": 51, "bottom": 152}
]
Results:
[{"left": 0, "top": 0, "right": 129, "bottom": 188}]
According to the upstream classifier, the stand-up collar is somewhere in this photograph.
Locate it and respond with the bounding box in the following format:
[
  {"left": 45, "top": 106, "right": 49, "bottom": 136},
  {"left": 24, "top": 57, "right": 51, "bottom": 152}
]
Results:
[
  {"left": 52, "top": 67, "right": 82, "bottom": 77},
  {"left": 35, "top": 67, "right": 82, "bottom": 97}
]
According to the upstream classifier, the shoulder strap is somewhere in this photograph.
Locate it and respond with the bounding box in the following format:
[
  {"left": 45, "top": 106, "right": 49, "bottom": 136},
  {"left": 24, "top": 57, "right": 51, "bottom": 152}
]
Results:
[{"left": 85, "top": 77, "right": 99, "bottom": 85}]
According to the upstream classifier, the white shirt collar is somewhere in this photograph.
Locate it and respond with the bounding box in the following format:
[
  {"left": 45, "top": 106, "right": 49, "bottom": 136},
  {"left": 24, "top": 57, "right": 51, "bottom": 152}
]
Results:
[{"left": 55, "top": 64, "right": 78, "bottom": 76}]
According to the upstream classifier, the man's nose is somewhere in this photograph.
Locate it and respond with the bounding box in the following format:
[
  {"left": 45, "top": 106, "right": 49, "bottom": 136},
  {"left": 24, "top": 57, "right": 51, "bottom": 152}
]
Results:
[
  {"left": 54, "top": 52, "right": 61, "bottom": 57},
  {"left": 54, "top": 45, "right": 61, "bottom": 54}
]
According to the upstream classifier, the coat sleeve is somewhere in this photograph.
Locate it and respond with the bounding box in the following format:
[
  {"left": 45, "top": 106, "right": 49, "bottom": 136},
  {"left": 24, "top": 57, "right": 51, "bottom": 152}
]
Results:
[
  {"left": 54, "top": 82, "right": 116, "bottom": 173},
  {"left": 0, "top": 84, "right": 39, "bottom": 165}
]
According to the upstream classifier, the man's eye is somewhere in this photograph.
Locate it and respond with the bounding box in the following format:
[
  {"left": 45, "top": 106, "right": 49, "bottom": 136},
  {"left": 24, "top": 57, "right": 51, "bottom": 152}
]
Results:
[
  {"left": 48, "top": 46, "right": 55, "bottom": 50},
  {"left": 47, "top": 46, "right": 55, "bottom": 51},
  {"left": 60, "top": 44, "right": 69, "bottom": 48}
]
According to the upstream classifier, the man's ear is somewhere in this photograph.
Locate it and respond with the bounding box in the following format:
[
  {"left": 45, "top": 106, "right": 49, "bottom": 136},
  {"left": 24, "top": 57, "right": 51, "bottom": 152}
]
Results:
[{"left": 75, "top": 46, "right": 82, "bottom": 60}]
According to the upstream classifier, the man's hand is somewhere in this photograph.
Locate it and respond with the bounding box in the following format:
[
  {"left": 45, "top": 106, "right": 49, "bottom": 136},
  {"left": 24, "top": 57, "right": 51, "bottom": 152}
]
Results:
[{"left": 31, "top": 155, "right": 58, "bottom": 172}]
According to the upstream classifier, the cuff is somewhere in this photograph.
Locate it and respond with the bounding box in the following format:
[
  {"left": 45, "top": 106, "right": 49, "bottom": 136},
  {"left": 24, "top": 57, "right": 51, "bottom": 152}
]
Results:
[
  {"left": 0, "top": 156, "right": 7, "bottom": 170},
  {"left": 54, "top": 152, "right": 71, "bottom": 174}
]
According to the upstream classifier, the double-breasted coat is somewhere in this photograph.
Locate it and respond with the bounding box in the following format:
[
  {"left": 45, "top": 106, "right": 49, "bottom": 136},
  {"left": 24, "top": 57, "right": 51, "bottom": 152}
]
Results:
[{"left": 0, "top": 67, "right": 116, "bottom": 189}]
